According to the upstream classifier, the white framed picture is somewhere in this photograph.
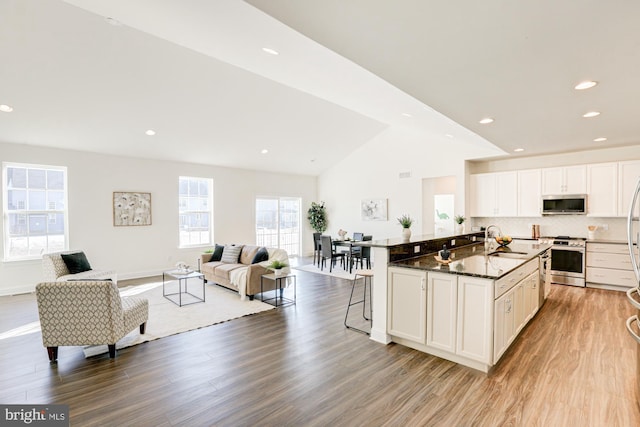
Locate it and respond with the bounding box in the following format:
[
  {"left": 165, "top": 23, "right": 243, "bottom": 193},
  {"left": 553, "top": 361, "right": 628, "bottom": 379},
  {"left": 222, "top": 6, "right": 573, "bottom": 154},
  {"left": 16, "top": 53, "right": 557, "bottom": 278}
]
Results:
[
  {"left": 113, "top": 192, "right": 152, "bottom": 226},
  {"left": 361, "top": 198, "right": 387, "bottom": 221}
]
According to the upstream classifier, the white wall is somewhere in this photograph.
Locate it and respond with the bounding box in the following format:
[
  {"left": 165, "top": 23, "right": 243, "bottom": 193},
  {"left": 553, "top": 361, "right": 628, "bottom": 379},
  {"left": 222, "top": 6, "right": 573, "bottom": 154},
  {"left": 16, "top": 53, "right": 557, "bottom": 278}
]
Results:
[
  {"left": 317, "top": 127, "right": 471, "bottom": 240},
  {"left": 0, "top": 142, "right": 317, "bottom": 295}
]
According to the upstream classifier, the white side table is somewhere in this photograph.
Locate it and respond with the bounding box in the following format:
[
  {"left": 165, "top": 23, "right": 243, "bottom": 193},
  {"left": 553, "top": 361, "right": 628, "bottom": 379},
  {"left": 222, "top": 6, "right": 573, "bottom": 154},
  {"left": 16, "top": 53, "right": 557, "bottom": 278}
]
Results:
[{"left": 260, "top": 273, "right": 296, "bottom": 307}]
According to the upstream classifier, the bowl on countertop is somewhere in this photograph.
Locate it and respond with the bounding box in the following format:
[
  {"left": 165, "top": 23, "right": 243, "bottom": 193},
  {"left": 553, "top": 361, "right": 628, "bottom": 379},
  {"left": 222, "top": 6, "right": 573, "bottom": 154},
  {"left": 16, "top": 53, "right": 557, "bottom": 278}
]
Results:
[{"left": 495, "top": 235, "right": 513, "bottom": 246}]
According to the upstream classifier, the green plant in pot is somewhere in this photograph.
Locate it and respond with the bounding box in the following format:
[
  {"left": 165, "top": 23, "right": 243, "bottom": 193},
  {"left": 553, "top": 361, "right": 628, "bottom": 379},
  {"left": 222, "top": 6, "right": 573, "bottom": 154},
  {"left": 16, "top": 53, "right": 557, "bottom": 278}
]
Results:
[
  {"left": 454, "top": 214, "right": 466, "bottom": 234},
  {"left": 307, "top": 201, "right": 328, "bottom": 233},
  {"left": 397, "top": 214, "right": 414, "bottom": 240},
  {"left": 268, "top": 260, "right": 288, "bottom": 276}
]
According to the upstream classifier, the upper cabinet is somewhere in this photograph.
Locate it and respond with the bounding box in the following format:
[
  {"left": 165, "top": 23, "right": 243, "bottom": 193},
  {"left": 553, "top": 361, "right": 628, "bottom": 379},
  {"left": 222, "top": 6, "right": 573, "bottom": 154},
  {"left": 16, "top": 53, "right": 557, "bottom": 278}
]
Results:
[
  {"left": 469, "top": 172, "right": 517, "bottom": 217},
  {"left": 541, "top": 165, "right": 587, "bottom": 195},
  {"left": 587, "top": 162, "right": 618, "bottom": 217},
  {"left": 618, "top": 160, "right": 640, "bottom": 217},
  {"left": 517, "top": 169, "right": 541, "bottom": 217}
]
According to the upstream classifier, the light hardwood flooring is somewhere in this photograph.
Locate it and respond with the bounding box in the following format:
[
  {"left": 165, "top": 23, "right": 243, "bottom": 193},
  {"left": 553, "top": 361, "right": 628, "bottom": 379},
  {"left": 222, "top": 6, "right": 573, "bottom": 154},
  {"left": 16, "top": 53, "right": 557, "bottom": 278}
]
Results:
[{"left": 1, "top": 261, "right": 639, "bottom": 426}]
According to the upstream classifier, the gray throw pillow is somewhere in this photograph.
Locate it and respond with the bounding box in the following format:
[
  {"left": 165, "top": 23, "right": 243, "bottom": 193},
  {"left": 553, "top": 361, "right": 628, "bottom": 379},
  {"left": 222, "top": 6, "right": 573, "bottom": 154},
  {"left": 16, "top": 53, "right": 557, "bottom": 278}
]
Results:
[{"left": 220, "top": 245, "right": 242, "bottom": 264}]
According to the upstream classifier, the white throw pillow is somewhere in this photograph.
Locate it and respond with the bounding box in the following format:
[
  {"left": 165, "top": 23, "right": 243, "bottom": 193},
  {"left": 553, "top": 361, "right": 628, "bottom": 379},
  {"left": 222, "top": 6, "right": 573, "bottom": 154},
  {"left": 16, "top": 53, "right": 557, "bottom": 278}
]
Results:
[{"left": 221, "top": 245, "right": 242, "bottom": 263}]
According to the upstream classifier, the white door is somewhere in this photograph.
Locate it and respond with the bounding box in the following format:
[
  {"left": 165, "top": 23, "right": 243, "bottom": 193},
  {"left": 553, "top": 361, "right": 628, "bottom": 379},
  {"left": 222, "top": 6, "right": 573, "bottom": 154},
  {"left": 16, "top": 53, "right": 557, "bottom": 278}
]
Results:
[{"left": 255, "top": 197, "right": 301, "bottom": 256}]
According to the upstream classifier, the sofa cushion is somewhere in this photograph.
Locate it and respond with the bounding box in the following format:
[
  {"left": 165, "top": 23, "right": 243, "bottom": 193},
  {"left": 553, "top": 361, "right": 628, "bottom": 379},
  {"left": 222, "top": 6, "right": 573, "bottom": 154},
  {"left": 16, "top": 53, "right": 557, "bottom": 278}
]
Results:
[
  {"left": 209, "top": 244, "right": 224, "bottom": 262},
  {"left": 239, "top": 245, "right": 260, "bottom": 265},
  {"left": 221, "top": 245, "right": 243, "bottom": 263},
  {"left": 251, "top": 247, "right": 269, "bottom": 264},
  {"left": 61, "top": 252, "right": 92, "bottom": 274},
  {"left": 214, "top": 263, "right": 246, "bottom": 281}
]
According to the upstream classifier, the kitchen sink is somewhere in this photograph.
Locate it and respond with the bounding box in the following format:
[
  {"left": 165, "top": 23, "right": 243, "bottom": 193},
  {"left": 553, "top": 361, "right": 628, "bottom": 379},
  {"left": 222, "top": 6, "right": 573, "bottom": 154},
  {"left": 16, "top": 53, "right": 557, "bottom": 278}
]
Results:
[{"left": 488, "top": 250, "right": 530, "bottom": 259}]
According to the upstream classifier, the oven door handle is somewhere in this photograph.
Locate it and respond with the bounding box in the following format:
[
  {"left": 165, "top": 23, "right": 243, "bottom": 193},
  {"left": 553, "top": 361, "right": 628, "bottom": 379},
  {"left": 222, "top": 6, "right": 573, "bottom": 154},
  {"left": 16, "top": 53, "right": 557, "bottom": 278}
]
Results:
[
  {"left": 626, "top": 315, "right": 640, "bottom": 344},
  {"left": 551, "top": 246, "right": 585, "bottom": 252}
]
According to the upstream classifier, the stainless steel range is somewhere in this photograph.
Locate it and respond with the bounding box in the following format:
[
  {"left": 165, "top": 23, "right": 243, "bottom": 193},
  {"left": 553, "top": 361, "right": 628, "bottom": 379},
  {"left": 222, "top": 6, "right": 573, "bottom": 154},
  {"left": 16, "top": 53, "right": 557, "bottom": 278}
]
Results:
[{"left": 539, "top": 236, "right": 586, "bottom": 287}]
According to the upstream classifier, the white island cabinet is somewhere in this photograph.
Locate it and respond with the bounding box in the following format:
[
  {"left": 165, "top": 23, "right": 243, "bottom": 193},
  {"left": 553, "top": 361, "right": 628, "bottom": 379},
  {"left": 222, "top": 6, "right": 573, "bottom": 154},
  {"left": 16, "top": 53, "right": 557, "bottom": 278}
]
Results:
[
  {"left": 387, "top": 267, "right": 427, "bottom": 343},
  {"left": 387, "top": 257, "right": 540, "bottom": 373}
]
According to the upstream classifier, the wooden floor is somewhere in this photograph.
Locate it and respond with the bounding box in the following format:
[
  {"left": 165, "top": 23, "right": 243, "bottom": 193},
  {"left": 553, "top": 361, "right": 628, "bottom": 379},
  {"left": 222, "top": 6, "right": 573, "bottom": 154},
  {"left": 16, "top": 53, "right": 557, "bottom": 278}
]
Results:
[{"left": 1, "top": 261, "right": 640, "bottom": 426}]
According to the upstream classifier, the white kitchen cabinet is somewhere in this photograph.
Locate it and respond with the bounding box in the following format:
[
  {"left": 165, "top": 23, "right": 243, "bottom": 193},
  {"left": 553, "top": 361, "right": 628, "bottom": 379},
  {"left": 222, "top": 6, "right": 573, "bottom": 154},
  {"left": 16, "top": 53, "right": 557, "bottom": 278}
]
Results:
[
  {"left": 469, "top": 171, "right": 518, "bottom": 217},
  {"left": 541, "top": 165, "right": 587, "bottom": 195},
  {"left": 387, "top": 267, "right": 427, "bottom": 343},
  {"left": 456, "top": 276, "right": 493, "bottom": 364},
  {"left": 586, "top": 243, "right": 638, "bottom": 290},
  {"left": 426, "top": 272, "right": 458, "bottom": 353},
  {"left": 517, "top": 169, "right": 541, "bottom": 217},
  {"left": 587, "top": 162, "right": 618, "bottom": 217},
  {"left": 618, "top": 160, "right": 640, "bottom": 217},
  {"left": 524, "top": 272, "right": 540, "bottom": 322},
  {"left": 494, "top": 287, "right": 515, "bottom": 362},
  {"left": 513, "top": 281, "right": 525, "bottom": 334}
]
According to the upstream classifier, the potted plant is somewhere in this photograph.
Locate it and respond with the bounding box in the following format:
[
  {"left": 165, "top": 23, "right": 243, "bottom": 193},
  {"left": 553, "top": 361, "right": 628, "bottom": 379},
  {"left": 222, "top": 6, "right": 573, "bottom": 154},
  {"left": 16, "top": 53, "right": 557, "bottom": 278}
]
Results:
[
  {"left": 307, "top": 201, "right": 328, "bottom": 233},
  {"left": 397, "top": 214, "right": 414, "bottom": 240},
  {"left": 268, "top": 259, "right": 288, "bottom": 277},
  {"left": 454, "top": 214, "right": 466, "bottom": 234}
]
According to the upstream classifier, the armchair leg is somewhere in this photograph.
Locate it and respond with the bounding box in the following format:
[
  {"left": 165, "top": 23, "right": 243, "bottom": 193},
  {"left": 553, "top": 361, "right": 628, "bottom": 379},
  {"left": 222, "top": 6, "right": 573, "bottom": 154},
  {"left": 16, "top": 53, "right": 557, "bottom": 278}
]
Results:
[
  {"left": 46, "top": 346, "right": 58, "bottom": 362},
  {"left": 108, "top": 344, "right": 116, "bottom": 358},
  {"left": 140, "top": 322, "right": 146, "bottom": 334}
]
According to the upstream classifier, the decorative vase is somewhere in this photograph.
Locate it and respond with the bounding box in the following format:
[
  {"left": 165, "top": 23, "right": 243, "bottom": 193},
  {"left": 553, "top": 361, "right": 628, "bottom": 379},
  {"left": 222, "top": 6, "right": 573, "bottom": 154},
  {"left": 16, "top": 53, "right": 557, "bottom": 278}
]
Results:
[
  {"left": 455, "top": 223, "right": 465, "bottom": 234},
  {"left": 402, "top": 227, "right": 411, "bottom": 240},
  {"left": 274, "top": 269, "right": 283, "bottom": 277}
]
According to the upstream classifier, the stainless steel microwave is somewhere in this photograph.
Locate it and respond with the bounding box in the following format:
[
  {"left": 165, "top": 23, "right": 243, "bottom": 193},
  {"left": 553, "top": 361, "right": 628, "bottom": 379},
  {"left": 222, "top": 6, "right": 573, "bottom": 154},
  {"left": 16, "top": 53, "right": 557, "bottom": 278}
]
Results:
[{"left": 541, "top": 194, "right": 587, "bottom": 215}]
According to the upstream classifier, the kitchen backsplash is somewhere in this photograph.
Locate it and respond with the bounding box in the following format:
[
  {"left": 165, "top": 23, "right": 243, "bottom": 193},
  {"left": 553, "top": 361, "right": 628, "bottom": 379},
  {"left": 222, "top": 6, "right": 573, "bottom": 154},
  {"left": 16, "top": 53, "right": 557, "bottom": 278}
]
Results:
[{"left": 471, "top": 216, "right": 628, "bottom": 241}]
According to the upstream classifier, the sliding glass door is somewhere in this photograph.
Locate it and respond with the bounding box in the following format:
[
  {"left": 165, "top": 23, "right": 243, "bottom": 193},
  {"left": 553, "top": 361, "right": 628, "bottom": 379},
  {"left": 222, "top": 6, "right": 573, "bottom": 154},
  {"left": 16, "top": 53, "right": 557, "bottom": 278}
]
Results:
[{"left": 255, "top": 197, "right": 301, "bottom": 256}]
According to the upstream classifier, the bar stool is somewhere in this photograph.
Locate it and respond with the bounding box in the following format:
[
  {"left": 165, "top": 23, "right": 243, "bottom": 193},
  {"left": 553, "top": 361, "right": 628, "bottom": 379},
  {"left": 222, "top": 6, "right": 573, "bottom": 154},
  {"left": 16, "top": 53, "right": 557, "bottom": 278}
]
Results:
[{"left": 344, "top": 269, "right": 373, "bottom": 335}]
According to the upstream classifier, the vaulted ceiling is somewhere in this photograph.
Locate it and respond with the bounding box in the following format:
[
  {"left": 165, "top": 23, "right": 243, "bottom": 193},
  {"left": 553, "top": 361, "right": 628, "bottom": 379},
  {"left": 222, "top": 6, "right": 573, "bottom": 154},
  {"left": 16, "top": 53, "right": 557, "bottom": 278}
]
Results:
[{"left": 1, "top": 1, "right": 638, "bottom": 176}]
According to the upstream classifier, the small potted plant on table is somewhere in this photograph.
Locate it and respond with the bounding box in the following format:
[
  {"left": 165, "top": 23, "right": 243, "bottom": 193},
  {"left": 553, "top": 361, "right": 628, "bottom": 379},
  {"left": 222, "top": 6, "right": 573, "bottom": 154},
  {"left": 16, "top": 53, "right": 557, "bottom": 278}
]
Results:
[
  {"left": 454, "top": 214, "right": 466, "bottom": 234},
  {"left": 268, "top": 260, "right": 288, "bottom": 277}
]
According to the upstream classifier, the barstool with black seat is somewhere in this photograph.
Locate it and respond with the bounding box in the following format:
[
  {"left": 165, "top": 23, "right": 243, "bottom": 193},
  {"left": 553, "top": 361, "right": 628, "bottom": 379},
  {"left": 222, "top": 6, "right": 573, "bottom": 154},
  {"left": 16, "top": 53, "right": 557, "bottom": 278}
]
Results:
[{"left": 344, "top": 269, "right": 373, "bottom": 335}]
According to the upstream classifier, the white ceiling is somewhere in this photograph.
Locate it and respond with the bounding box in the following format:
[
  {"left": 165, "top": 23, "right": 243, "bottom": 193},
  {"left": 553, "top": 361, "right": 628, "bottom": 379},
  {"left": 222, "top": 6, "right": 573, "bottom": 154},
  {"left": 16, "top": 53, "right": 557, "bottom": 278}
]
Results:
[{"left": 2, "top": 1, "right": 638, "bottom": 176}]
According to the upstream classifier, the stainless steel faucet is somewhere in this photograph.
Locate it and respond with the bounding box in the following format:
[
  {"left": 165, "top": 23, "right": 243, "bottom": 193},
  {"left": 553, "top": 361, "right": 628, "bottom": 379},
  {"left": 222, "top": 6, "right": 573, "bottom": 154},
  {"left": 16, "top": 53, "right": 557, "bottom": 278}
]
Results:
[{"left": 485, "top": 224, "right": 502, "bottom": 251}]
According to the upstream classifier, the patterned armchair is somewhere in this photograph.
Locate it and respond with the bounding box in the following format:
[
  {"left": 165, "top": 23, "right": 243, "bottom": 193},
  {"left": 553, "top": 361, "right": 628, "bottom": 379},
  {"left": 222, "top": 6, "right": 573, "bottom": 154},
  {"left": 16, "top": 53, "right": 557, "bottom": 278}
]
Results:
[
  {"left": 42, "top": 251, "right": 117, "bottom": 283},
  {"left": 35, "top": 280, "right": 148, "bottom": 361}
]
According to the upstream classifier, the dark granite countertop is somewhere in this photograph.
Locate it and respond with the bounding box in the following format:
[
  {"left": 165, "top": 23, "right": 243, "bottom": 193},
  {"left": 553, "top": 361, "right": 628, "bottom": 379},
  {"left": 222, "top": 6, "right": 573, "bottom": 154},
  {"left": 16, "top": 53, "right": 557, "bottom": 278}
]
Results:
[
  {"left": 366, "top": 232, "right": 480, "bottom": 248},
  {"left": 390, "top": 241, "right": 552, "bottom": 280}
]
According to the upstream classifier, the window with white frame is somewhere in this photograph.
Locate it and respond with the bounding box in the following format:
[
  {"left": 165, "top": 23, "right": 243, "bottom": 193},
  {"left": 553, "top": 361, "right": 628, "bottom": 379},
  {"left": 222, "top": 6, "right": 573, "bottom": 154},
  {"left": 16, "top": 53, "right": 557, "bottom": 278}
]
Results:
[
  {"left": 256, "top": 197, "right": 301, "bottom": 256},
  {"left": 2, "top": 163, "right": 68, "bottom": 260},
  {"left": 179, "top": 176, "right": 213, "bottom": 247}
]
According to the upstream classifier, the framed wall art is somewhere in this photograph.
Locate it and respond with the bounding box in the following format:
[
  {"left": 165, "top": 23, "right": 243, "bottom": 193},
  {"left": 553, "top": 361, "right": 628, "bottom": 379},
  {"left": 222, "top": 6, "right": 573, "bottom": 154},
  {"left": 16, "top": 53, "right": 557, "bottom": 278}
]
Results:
[
  {"left": 113, "top": 192, "right": 152, "bottom": 226},
  {"left": 361, "top": 198, "right": 388, "bottom": 221}
]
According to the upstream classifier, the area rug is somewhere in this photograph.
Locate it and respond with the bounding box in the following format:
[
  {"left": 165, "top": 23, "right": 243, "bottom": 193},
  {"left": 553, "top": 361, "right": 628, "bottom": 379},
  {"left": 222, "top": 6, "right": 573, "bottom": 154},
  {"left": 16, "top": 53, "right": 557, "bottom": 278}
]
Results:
[
  {"left": 83, "top": 281, "right": 275, "bottom": 357},
  {"left": 294, "top": 263, "right": 356, "bottom": 280}
]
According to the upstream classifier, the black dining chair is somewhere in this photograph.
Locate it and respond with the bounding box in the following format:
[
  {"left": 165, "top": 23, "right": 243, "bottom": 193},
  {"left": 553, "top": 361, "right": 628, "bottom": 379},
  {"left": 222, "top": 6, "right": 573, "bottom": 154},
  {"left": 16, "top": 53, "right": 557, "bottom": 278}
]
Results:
[
  {"left": 320, "top": 235, "right": 346, "bottom": 272},
  {"left": 313, "top": 232, "right": 322, "bottom": 267},
  {"left": 350, "top": 235, "right": 372, "bottom": 270}
]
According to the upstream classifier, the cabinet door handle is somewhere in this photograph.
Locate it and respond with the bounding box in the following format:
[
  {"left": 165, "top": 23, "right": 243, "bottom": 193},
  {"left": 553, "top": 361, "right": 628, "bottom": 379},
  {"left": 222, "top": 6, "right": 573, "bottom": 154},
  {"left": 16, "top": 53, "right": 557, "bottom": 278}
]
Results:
[{"left": 421, "top": 277, "right": 426, "bottom": 291}]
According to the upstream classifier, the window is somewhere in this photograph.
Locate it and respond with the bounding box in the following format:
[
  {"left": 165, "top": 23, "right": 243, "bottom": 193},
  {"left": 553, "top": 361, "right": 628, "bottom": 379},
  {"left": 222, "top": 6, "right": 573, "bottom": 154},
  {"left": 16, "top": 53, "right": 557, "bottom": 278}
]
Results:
[
  {"left": 2, "top": 163, "right": 68, "bottom": 260},
  {"left": 256, "top": 197, "right": 301, "bottom": 256},
  {"left": 179, "top": 176, "right": 213, "bottom": 247}
]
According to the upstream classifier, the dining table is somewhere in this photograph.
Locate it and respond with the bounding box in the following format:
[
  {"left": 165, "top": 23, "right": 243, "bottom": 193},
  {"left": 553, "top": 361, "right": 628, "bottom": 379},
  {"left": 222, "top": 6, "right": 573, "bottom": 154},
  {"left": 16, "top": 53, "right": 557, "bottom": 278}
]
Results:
[{"left": 332, "top": 239, "right": 368, "bottom": 273}]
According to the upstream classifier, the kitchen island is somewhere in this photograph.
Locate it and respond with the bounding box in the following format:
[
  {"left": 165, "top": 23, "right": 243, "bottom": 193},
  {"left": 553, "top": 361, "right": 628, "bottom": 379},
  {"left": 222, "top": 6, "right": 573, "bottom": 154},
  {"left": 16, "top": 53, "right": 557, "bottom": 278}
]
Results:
[{"left": 366, "top": 234, "right": 551, "bottom": 373}]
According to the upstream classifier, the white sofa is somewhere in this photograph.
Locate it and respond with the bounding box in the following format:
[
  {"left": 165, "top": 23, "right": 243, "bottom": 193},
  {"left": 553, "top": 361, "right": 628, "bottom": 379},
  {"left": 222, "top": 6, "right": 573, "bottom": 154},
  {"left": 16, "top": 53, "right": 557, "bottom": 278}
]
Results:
[
  {"left": 42, "top": 250, "right": 117, "bottom": 284},
  {"left": 199, "top": 245, "right": 289, "bottom": 300}
]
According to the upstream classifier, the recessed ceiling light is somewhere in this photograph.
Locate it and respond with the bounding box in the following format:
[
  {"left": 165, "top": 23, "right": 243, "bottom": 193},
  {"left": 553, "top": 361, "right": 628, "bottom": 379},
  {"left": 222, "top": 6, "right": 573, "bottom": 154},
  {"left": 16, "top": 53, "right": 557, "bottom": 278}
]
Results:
[
  {"left": 104, "top": 17, "right": 123, "bottom": 26},
  {"left": 402, "top": 113, "right": 413, "bottom": 118},
  {"left": 593, "top": 137, "right": 607, "bottom": 142},
  {"left": 0, "top": 104, "right": 13, "bottom": 113},
  {"left": 145, "top": 129, "right": 156, "bottom": 136},
  {"left": 262, "top": 47, "right": 279, "bottom": 55},
  {"left": 574, "top": 81, "right": 598, "bottom": 90},
  {"left": 445, "top": 134, "right": 454, "bottom": 138},
  {"left": 514, "top": 148, "right": 524, "bottom": 152},
  {"left": 583, "top": 111, "right": 600, "bottom": 118},
  {"left": 479, "top": 117, "right": 494, "bottom": 124},
  {"left": 261, "top": 149, "right": 269, "bottom": 154}
]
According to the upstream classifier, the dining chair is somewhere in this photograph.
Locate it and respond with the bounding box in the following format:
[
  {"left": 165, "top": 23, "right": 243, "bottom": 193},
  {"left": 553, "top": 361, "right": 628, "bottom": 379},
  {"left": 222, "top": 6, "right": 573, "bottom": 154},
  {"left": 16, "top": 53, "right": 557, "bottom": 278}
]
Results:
[
  {"left": 313, "top": 232, "right": 322, "bottom": 267},
  {"left": 350, "top": 235, "right": 373, "bottom": 271},
  {"left": 320, "top": 235, "right": 346, "bottom": 272}
]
